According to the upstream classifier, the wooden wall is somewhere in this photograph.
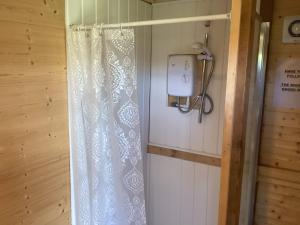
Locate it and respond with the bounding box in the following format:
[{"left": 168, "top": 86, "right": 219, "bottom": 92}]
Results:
[
  {"left": 254, "top": 1, "right": 300, "bottom": 224},
  {"left": 147, "top": 1, "right": 230, "bottom": 225},
  {"left": 0, "top": 0, "right": 70, "bottom": 224}
]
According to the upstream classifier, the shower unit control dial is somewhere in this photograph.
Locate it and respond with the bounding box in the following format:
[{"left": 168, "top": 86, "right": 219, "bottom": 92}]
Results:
[
  {"left": 283, "top": 16, "right": 300, "bottom": 43},
  {"left": 167, "top": 54, "right": 196, "bottom": 97}
]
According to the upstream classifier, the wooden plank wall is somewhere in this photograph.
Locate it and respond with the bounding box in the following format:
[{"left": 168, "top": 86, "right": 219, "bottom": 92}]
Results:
[
  {"left": 147, "top": 1, "right": 230, "bottom": 225},
  {"left": 254, "top": 1, "right": 300, "bottom": 225},
  {"left": 0, "top": 0, "right": 70, "bottom": 224}
]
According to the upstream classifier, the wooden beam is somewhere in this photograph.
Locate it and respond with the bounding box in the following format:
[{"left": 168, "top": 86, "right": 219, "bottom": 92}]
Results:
[
  {"left": 218, "top": 0, "right": 257, "bottom": 225},
  {"left": 260, "top": 0, "right": 274, "bottom": 22},
  {"left": 141, "top": 0, "right": 153, "bottom": 4},
  {"left": 147, "top": 145, "right": 221, "bottom": 167},
  {"left": 153, "top": 0, "right": 179, "bottom": 3}
]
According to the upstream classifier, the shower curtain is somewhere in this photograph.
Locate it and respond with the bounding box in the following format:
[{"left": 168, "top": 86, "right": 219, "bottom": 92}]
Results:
[{"left": 67, "top": 27, "right": 146, "bottom": 225}]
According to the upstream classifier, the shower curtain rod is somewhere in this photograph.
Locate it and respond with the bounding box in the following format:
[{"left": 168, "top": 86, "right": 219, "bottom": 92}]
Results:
[{"left": 71, "top": 13, "right": 231, "bottom": 29}]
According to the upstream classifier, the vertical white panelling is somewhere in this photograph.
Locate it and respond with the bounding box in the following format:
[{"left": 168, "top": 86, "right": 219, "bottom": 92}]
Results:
[
  {"left": 143, "top": 5, "right": 152, "bottom": 215},
  {"left": 147, "top": 1, "right": 228, "bottom": 225},
  {"left": 137, "top": 1, "right": 146, "bottom": 145},
  {"left": 193, "top": 164, "right": 209, "bottom": 225},
  {"left": 206, "top": 166, "right": 221, "bottom": 225},
  {"left": 180, "top": 161, "right": 195, "bottom": 225},
  {"left": 135, "top": 1, "right": 152, "bottom": 208},
  {"left": 66, "top": 2, "right": 150, "bottom": 40},
  {"left": 119, "top": 0, "right": 129, "bottom": 22},
  {"left": 149, "top": 0, "right": 229, "bottom": 156},
  {"left": 128, "top": 0, "right": 138, "bottom": 22},
  {"left": 150, "top": 2, "right": 195, "bottom": 150},
  {"left": 99, "top": 0, "right": 108, "bottom": 24},
  {"left": 84, "top": 0, "right": 96, "bottom": 24},
  {"left": 109, "top": 0, "right": 118, "bottom": 23},
  {"left": 205, "top": 0, "right": 230, "bottom": 155},
  {"left": 167, "top": 3, "right": 191, "bottom": 149},
  {"left": 166, "top": 157, "right": 181, "bottom": 225},
  {"left": 148, "top": 154, "right": 182, "bottom": 225},
  {"left": 188, "top": 0, "right": 210, "bottom": 152},
  {"left": 148, "top": 154, "right": 222, "bottom": 225},
  {"left": 151, "top": 154, "right": 182, "bottom": 225}
]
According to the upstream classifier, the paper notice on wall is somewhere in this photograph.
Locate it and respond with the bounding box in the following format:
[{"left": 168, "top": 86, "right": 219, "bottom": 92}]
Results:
[{"left": 273, "top": 59, "right": 300, "bottom": 109}]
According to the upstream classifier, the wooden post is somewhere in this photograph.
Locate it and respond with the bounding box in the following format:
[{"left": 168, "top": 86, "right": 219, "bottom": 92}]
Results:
[{"left": 218, "top": 0, "right": 257, "bottom": 225}]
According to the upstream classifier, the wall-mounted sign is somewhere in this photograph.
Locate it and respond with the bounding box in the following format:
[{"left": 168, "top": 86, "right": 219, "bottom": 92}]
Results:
[{"left": 273, "top": 59, "right": 300, "bottom": 109}]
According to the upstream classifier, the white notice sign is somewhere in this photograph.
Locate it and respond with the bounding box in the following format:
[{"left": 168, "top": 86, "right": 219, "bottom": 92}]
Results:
[{"left": 273, "top": 59, "right": 300, "bottom": 109}]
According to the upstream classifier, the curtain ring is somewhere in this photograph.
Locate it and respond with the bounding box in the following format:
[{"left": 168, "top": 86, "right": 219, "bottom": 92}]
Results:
[
  {"left": 85, "top": 25, "right": 89, "bottom": 38},
  {"left": 120, "top": 23, "right": 124, "bottom": 36},
  {"left": 99, "top": 23, "right": 104, "bottom": 36}
]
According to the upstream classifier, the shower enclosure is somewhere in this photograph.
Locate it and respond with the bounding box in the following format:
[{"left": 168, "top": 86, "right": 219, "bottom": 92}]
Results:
[{"left": 66, "top": 0, "right": 269, "bottom": 225}]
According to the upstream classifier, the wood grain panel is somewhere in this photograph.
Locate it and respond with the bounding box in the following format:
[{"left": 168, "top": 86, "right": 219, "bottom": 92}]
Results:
[
  {"left": 148, "top": 145, "right": 221, "bottom": 166},
  {"left": 0, "top": 0, "right": 70, "bottom": 224},
  {"left": 218, "top": 0, "right": 258, "bottom": 224},
  {"left": 255, "top": 166, "right": 300, "bottom": 225},
  {"left": 254, "top": 0, "right": 300, "bottom": 224}
]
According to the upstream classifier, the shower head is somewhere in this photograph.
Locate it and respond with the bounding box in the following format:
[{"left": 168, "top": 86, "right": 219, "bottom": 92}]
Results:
[
  {"left": 192, "top": 33, "right": 213, "bottom": 61},
  {"left": 197, "top": 47, "right": 213, "bottom": 61},
  {"left": 192, "top": 42, "right": 213, "bottom": 61}
]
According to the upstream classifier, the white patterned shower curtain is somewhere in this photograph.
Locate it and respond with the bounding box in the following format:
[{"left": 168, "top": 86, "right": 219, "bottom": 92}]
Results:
[{"left": 67, "top": 27, "right": 147, "bottom": 225}]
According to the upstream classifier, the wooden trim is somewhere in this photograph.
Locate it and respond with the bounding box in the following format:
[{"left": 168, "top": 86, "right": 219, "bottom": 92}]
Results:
[
  {"left": 147, "top": 145, "right": 221, "bottom": 167},
  {"left": 218, "top": 0, "right": 257, "bottom": 225},
  {"left": 260, "top": 0, "right": 274, "bottom": 22},
  {"left": 141, "top": 0, "right": 153, "bottom": 4},
  {"left": 152, "top": 0, "right": 174, "bottom": 3}
]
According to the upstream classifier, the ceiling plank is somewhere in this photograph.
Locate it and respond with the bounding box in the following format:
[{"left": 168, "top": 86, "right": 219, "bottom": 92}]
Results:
[
  {"left": 141, "top": 0, "right": 154, "bottom": 4},
  {"left": 153, "top": 0, "right": 178, "bottom": 3}
]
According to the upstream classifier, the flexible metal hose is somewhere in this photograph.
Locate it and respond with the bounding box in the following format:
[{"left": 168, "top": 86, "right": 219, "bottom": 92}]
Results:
[
  {"left": 198, "top": 57, "right": 215, "bottom": 122},
  {"left": 177, "top": 57, "right": 215, "bottom": 122}
]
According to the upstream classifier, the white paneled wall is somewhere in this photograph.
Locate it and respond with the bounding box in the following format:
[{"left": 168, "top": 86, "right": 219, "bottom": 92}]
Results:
[
  {"left": 147, "top": 154, "right": 221, "bottom": 225},
  {"left": 147, "top": 1, "right": 230, "bottom": 225},
  {"left": 66, "top": 0, "right": 151, "bottom": 25},
  {"left": 149, "top": 0, "right": 230, "bottom": 156}
]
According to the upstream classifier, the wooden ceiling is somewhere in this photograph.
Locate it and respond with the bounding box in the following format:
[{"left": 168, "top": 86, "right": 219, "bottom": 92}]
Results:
[
  {"left": 153, "top": 0, "right": 179, "bottom": 2},
  {"left": 143, "top": 0, "right": 180, "bottom": 4}
]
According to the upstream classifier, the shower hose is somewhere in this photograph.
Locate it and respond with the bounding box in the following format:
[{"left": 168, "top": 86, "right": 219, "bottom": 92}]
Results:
[{"left": 177, "top": 57, "right": 215, "bottom": 123}]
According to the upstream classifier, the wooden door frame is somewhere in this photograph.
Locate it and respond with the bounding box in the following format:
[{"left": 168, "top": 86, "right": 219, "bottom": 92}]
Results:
[{"left": 218, "top": 0, "right": 257, "bottom": 225}]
